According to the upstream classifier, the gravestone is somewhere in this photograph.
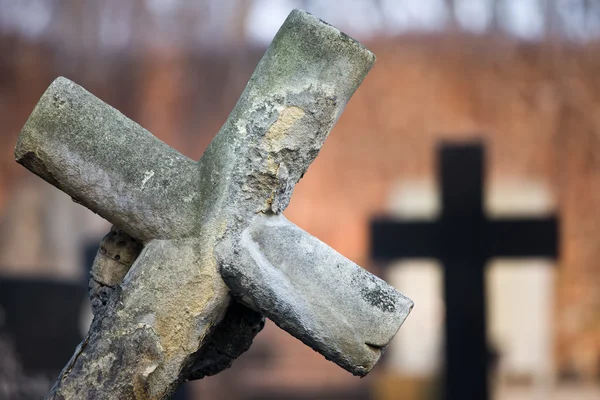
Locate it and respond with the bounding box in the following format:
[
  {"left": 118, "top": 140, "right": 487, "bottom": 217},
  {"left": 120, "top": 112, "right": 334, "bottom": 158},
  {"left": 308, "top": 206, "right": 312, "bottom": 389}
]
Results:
[
  {"left": 370, "top": 143, "right": 559, "bottom": 400},
  {"left": 0, "top": 277, "right": 85, "bottom": 399},
  {"left": 14, "top": 10, "right": 413, "bottom": 399}
]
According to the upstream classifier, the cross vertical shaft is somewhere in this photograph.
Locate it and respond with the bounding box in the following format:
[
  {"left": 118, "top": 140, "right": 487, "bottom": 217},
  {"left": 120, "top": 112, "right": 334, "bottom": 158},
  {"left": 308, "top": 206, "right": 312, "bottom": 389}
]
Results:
[{"left": 441, "top": 146, "right": 487, "bottom": 400}]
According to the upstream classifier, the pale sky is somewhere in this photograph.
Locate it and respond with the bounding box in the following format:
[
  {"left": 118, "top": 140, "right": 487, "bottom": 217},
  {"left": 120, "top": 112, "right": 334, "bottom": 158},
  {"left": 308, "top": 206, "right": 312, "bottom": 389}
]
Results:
[
  {"left": 1, "top": 0, "right": 599, "bottom": 51},
  {"left": 245, "top": 0, "right": 549, "bottom": 44}
]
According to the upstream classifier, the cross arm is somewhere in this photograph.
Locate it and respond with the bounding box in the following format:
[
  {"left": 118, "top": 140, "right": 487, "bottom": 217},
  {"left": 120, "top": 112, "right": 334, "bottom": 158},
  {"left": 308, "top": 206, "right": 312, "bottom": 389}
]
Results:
[
  {"left": 487, "top": 218, "right": 558, "bottom": 258},
  {"left": 371, "top": 218, "right": 441, "bottom": 260},
  {"left": 14, "top": 78, "right": 201, "bottom": 241},
  {"left": 220, "top": 214, "right": 414, "bottom": 376},
  {"left": 197, "top": 10, "right": 376, "bottom": 220}
]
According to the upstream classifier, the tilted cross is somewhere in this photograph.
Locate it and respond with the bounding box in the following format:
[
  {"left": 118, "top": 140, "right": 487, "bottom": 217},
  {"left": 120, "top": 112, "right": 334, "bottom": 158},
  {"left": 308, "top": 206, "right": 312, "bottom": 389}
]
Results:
[{"left": 15, "top": 10, "right": 413, "bottom": 399}]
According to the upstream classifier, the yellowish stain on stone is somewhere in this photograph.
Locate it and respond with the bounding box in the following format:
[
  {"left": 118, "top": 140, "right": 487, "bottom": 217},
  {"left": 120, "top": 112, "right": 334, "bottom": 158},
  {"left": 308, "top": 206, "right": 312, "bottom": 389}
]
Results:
[
  {"left": 264, "top": 106, "right": 305, "bottom": 150},
  {"left": 216, "top": 218, "right": 229, "bottom": 240},
  {"left": 261, "top": 156, "right": 282, "bottom": 212},
  {"left": 154, "top": 270, "right": 216, "bottom": 354},
  {"left": 146, "top": 239, "right": 229, "bottom": 398},
  {"left": 264, "top": 191, "right": 275, "bottom": 211},
  {"left": 262, "top": 107, "right": 302, "bottom": 212},
  {"left": 266, "top": 156, "right": 279, "bottom": 175}
]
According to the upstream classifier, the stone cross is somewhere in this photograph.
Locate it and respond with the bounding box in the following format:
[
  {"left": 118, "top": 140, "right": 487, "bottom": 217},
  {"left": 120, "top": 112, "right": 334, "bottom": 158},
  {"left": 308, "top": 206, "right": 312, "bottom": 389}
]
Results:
[{"left": 15, "top": 10, "right": 413, "bottom": 399}]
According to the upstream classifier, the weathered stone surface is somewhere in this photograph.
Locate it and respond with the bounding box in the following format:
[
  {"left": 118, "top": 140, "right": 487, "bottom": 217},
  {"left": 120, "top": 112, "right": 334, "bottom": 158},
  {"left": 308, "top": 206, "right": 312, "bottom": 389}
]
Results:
[
  {"left": 14, "top": 9, "right": 412, "bottom": 399},
  {"left": 15, "top": 77, "right": 200, "bottom": 242},
  {"left": 88, "top": 227, "right": 265, "bottom": 381},
  {"left": 89, "top": 226, "right": 143, "bottom": 316},
  {"left": 221, "top": 214, "right": 413, "bottom": 376},
  {"left": 186, "top": 300, "right": 265, "bottom": 381},
  {"left": 208, "top": 10, "right": 412, "bottom": 376}
]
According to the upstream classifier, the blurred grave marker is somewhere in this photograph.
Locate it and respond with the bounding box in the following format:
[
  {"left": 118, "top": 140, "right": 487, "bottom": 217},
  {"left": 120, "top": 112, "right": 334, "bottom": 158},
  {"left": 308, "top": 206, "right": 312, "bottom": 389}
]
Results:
[
  {"left": 370, "top": 143, "right": 559, "bottom": 400},
  {"left": 0, "top": 277, "right": 85, "bottom": 399}
]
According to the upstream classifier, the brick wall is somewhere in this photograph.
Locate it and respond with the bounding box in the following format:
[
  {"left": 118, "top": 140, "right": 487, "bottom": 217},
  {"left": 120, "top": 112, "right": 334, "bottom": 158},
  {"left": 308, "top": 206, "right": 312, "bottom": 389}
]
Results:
[{"left": 1, "top": 34, "right": 599, "bottom": 396}]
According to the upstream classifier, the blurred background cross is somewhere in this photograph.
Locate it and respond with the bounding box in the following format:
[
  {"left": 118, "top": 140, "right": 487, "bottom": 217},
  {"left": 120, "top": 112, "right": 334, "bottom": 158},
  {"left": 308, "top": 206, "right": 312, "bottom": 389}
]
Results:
[{"left": 370, "top": 143, "right": 559, "bottom": 400}]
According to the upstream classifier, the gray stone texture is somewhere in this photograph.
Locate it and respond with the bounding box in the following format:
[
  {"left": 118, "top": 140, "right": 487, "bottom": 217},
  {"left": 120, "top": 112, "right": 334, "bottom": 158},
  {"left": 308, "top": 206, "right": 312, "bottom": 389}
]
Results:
[
  {"left": 88, "top": 226, "right": 265, "bottom": 381},
  {"left": 221, "top": 214, "right": 413, "bottom": 376}
]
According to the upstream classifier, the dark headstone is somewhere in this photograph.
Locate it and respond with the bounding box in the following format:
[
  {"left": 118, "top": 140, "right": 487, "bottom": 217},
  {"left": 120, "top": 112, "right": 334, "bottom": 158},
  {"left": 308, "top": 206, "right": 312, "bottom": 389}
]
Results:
[{"left": 0, "top": 277, "right": 85, "bottom": 399}]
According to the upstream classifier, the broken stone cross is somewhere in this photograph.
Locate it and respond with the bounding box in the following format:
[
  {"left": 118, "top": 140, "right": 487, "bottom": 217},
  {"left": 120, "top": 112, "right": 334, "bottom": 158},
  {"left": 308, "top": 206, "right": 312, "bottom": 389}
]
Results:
[{"left": 15, "top": 10, "right": 413, "bottom": 400}]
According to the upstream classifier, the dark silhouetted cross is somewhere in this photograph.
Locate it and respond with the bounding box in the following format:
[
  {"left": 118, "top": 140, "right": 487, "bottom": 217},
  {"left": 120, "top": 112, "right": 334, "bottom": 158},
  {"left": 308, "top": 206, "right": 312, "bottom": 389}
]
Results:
[{"left": 370, "top": 143, "right": 559, "bottom": 400}]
